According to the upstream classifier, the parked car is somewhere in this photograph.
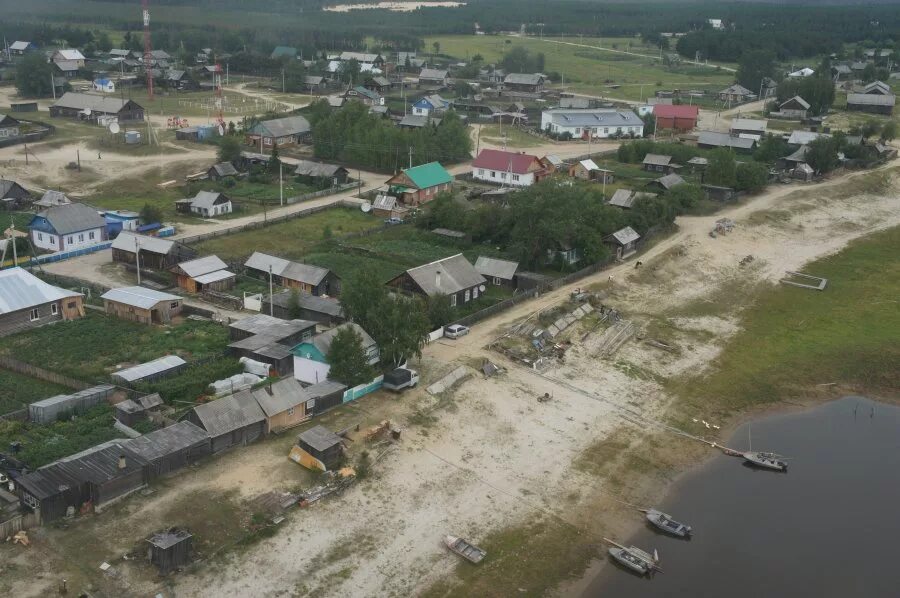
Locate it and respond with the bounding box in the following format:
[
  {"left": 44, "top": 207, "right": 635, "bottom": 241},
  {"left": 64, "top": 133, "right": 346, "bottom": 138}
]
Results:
[
  {"left": 384, "top": 217, "right": 404, "bottom": 225},
  {"left": 444, "top": 324, "right": 470, "bottom": 339}
]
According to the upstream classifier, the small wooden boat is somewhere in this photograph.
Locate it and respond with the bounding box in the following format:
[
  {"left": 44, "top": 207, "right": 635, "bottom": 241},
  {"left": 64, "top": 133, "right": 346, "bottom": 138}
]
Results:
[
  {"left": 743, "top": 451, "right": 788, "bottom": 471},
  {"left": 604, "top": 538, "right": 661, "bottom": 576},
  {"left": 444, "top": 535, "right": 486, "bottom": 564},
  {"left": 645, "top": 509, "right": 692, "bottom": 537}
]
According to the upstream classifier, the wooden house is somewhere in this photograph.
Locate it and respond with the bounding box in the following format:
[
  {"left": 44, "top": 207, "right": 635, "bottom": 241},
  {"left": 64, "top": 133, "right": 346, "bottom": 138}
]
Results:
[
  {"left": 262, "top": 290, "right": 345, "bottom": 326},
  {"left": 0, "top": 179, "right": 32, "bottom": 210},
  {"left": 730, "top": 118, "right": 767, "bottom": 137},
  {"left": 147, "top": 529, "right": 193, "bottom": 574},
  {"left": 183, "top": 391, "right": 267, "bottom": 454},
  {"left": 773, "top": 96, "right": 810, "bottom": 119},
  {"left": 503, "top": 73, "right": 545, "bottom": 93},
  {"left": 227, "top": 314, "right": 317, "bottom": 376},
  {"left": 101, "top": 286, "right": 183, "bottom": 325},
  {"left": 386, "top": 254, "right": 486, "bottom": 308},
  {"left": 642, "top": 154, "right": 678, "bottom": 174},
  {"left": 111, "top": 232, "right": 195, "bottom": 270},
  {"left": 250, "top": 377, "right": 312, "bottom": 433},
  {"left": 385, "top": 161, "right": 453, "bottom": 206},
  {"left": 569, "top": 159, "right": 614, "bottom": 183},
  {"left": 207, "top": 162, "right": 239, "bottom": 180},
  {"left": 471, "top": 149, "right": 546, "bottom": 187},
  {"left": 646, "top": 173, "right": 686, "bottom": 192},
  {"left": 296, "top": 426, "right": 344, "bottom": 470},
  {"left": 718, "top": 84, "right": 755, "bottom": 103},
  {"left": 604, "top": 226, "right": 641, "bottom": 259},
  {"left": 170, "top": 255, "right": 235, "bottom": 293},
  {"left": 608, "top": 189, "right": 656, "bottom": 210},
  {"left": 49, "top": 92, "right": 144, "bottom": 122},
  {"left": 418, "top": 68, "right": 449, "bottom": 87},
  {"left": 0, "top": 268, "right": 84, "bottom": 337},
  {"left": 245, "top": 252, "right": 340, "bottom": 296},
  {"left": 474, "top": 256, "right": 519, "bottom": 289},
  {"left": 114, "top": 393, "right": 164, "bottom": 427},
  {"left": 293, "top": 160, "right": 350, "bottom": 187},
  {"left": 127, "top": 422, "right": 211, "bottom": 477},
  {"left": 0, "top": 114, "right": 21, "bottom": 140},
  {"left": 245, "top": 115, "right": 311, "bottom": 149},
  {"left": 28, "top": 203, "right": 106, "bottom": 252},
  {"left": 175, "top": 191, "right": 232, "bottom": 217}
]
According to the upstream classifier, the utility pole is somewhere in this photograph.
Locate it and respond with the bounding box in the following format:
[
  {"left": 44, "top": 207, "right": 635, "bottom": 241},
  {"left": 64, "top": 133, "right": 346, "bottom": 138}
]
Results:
[
  {"left": 10, "top": 220, "right": 18, "bottom": 266},
  {"left": 279, "top": 162, "right": 284, "bottom": 206},
  {"left": 50, "top": 73, "right": 56, "bottom": 100},
  {"left": 268, "top": 265, "right": 274, "bottom": 316},
  {"left": 135, "top": 237, "right": 141, "bottom": 285},
  {"left": 282, "top": 69, "right": 285, "bottom": 94},
  {"left": 408, "top": 146, "right": 413, "bottom": 169}
]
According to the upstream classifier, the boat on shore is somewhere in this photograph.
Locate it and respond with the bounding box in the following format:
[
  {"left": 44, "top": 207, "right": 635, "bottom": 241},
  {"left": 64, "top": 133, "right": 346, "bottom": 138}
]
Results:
[
  {"left": 645, "top": 509, "right": 692, "bottom": 537},
  {"left": 604, "top": 538, "right": 661, "bottom": 576},
  {"left": 444, "top": 535, "right": 486, "bottom": 564},
  {"left": 743, "top": 451, "right": 788, "bottom": 471}
]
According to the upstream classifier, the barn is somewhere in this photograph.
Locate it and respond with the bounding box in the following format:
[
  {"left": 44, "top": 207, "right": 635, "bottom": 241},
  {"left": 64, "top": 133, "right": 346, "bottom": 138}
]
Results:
[
  {"left": 126, "top": 421, "right": 212, "bottom": 476},
  {"left": 171, "top": 255, "right": 236, "bottom": 293},
  {"left": 182, "top": 391, "right": 267, "bottom": 454}
]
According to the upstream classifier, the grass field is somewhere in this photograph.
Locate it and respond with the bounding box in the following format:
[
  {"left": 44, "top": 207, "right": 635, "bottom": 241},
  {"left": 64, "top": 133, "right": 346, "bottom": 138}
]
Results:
[
  {"left": 477, "top": 124, "right": 542, "bottom": 148},
  {"left": 427, "top": 34, "right": 735, "bottom": 102},
  {"left": 674, "top": 225, "right": 900, "bottom": 418},
  {"left": 0, "top": 369, "right": 68, "bottom": 415},
  {"left": 0, "top": 312, "right": 230, "bottom": 383}
]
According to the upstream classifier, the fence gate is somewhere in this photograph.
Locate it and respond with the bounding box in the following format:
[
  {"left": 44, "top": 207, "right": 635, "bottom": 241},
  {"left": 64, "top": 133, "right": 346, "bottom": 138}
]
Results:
[{"left": 243, "top": 292, "right": 263, "bottom": 312}]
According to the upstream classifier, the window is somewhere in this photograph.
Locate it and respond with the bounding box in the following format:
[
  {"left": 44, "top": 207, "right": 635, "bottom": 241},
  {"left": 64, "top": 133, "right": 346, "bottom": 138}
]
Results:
[
  {"left": 575, "top": 128, "right": 581, "bottom": 134},
  {"left": 450, "top": 294, "right": 457, "bottom": 307},
  {"left": 67, "top": 236, "right": 73, "bottom": 244},
  {"left": 67, "top": 301, "right": 76, "bottom": 309},
  {"left": 478, "top": 169, "right": 484, "bottom": 176},
  {"left": 29, "top": 308, "right": 39, "bottom": 321},
  {"left": 512, "top": 174, "right": 520, "bottom": 182},
  {"left": 464, "top": 289, "right": 471, "bottom": 302},
  {"left": 51, "top": 303, "right": 58, "bottom": 316},
  {"left": 288, "top": 407, "right": 295, "bottom": 416},
  {"left": 604, "top": 127, "right": 609, "bottom": 134},
  {"left": 491, "top": 170, "right": 497, "bottom": 178},
  {"left": 78, "top": 233, "right": 84, "bottom": 242},
  {"left": 473, "top": 287, "right": 479, "bottom": 299},
  {"left": 500, "top": 172, "right": 507, "bottom": 179},
  {"left": 37, "top": 233, "right": 43, "bottom": 241},
  {"left": 89, "top": 231, "right": 95, "bottom": 240},
  {"left": 170, "top": 302, "right": 179, "bottom": 309},
  {"left": 493, "top": 277, "right": 501, "bottom": 286}
]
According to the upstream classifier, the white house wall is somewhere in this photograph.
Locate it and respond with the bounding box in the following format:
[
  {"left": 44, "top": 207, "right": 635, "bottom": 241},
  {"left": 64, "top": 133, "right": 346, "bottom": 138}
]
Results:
[{"left": 473, "top": 169, "right": 535, "bottom": 187}]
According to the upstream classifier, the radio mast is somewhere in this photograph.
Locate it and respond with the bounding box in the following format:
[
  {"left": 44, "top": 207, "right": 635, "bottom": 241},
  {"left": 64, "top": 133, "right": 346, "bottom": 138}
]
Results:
[{"left": 142, "top": 0, "right": 154, "bottom": 100}]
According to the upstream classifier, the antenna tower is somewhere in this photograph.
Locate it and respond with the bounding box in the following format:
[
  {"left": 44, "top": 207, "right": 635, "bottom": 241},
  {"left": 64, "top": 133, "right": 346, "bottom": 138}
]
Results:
[
  {"left": 142, "top": 0, "right": 154, "bottom": 100},
  {"left": 214, "top": 60, "right": 225, "bottom": 126}
]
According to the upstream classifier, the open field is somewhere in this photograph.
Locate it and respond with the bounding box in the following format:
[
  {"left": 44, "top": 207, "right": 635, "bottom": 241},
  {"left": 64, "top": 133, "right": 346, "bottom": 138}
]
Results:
[
  {"left": 0, "top": 369, "right": 68, "bottom": 415},
  {"left": 427, "top": 34, "right": 735, "bottom": 102},
  {"left": 0, "top": 311, "right": 230, "bottom": 383},
  {"left": 476, "top": 123, "right": 543, "bottom": 148}
]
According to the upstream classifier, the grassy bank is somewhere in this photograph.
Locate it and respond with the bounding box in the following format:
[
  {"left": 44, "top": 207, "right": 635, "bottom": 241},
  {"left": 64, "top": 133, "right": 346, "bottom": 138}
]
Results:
[{"left": 675, "top": 225, "right": 900, "bottom": 419}]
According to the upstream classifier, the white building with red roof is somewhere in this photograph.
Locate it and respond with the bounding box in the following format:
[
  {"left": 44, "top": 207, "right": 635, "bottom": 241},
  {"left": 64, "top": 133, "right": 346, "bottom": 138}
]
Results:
[{"left": 471, "top": 149, "right": 548, "bottom": 187}]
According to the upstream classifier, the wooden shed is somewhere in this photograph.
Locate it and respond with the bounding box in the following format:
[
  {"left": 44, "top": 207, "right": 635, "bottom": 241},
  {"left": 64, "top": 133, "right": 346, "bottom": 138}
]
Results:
[
  {"left": 114, "top": 393, "right": 164, "bottom": 427},
  {"left": 101, "top": 286, "right": 183, "bottom": 325},
  {"left": 296, "top": 425, "right": 344, "bottom": 470},
  {"left": 126, "top": 421, "right": 212, "bottom": 477},
  {"left": 183, "top": 391, "right": 266, "bottom": 454},
  {"left": 171, "top": 255, "right": 235, "bottom": 293},
  {"left": 111, "top": 232, "right": 196, "bottom": 271},
  {"left": 147, "top": 528, "right": 193, "bottom": 574}
]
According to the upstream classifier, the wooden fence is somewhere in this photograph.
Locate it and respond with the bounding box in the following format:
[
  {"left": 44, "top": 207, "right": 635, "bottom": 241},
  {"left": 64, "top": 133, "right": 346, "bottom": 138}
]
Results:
[
  {"left": 0, "top": 356, "right": 91, "bottom": 391},
  {"left": 0, "top": 512, "right": 40, "bottom": 539}
]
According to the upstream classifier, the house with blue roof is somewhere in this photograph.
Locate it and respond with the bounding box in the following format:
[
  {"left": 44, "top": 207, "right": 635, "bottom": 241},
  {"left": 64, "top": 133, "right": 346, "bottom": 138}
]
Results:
[
  {"left": 412, "top": 94, "right": 449, "bottom": 117},
  {"left": 292, "top": 323, "right": 379, "bottom": 385},
  {"left": 92, "top": 78, "right": 116, "bottom": 93}
]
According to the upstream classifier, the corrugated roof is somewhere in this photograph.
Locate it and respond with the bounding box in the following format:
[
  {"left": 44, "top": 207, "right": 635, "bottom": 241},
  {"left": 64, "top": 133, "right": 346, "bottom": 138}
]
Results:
[
  {"left": 697, "top": 131, "right": 756, "bottom": 150},
  {"left": 190, "top": 391, "right": 266, "bottom": 437},
  {"left": 245, "top": 252, "right": 330, "bottom": 285},
  {"left": 847, "top": 93, "right": 895, "bottom": 107},
  {"left": 372, "top": 195, "right": 396, "bottom": 211},
  {"left": 111, "top": 232, "right": 174, "bottom": 255},
  {"left": 294, "top": 160, "right": 346, "bottom": 178},
  {"left": 192, "top": 269, "right": 235, "bottom": 285},
  {"left": 544, "top": 109, "right": 643, "bottom": 128},
  {"left": 112, "top": 355, "right": 187, "bottom": 383},
  {"left": 403, "top": 253, "right": 485, "bottom": 296},
  {"left": 609, "top": 226, "right": 640, "bottom": 245},
  {"left": 101, "top": 286, "right": 181, "bottom": 310},
  {"left": 474, "top": 256, "right": 519, "bottom": 280},
  {"left": 402, "top": 162, "right": 453, "bottom": 189},
  {"left": 472, "top": 149, "right": 542, "bottom": 174},
  {"left": 127, "top": 421, "right": 209, "bottom": 462},
  {"left": 642, "top": 154, "right": 672, "bottom": 166},
  {"left": 178, "top": 255, "right": 229, "bottom": 278},
  {"left": 251, "top": 115, "right": 311, "bottom": 138},
  {"left": 34, "top": 202, "right": 105, "bottom": 235},
  {"left": 652, "top": 104, "right": 699, "bottom": 119},
  {"left": 0, "top": 267, "right": 82, "bottom": 315},
  {"left": 298, "top": 425, "right": 343, "bottom": 452},
  {"left": 51, "top": 92, "right": 134, "bottom": 114},
  {"left": 188, "top": 190, "right": 229, "bottom": 210},
  {"left": 251, "top": 377, "right": 308, "bottom": 417}
]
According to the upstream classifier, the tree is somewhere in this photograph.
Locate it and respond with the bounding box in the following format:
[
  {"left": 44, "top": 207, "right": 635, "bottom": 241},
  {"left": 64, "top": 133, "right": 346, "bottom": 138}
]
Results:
[
  {"left": 287, "top": 289, "right": 303, "bottom": 319},
  {"left": 753, "top": 134, "right": 790, "bottom": 164},
  {"left": 432, "top": 41, "right": 441, "bottom": 56},
  {"left": 453, "top": 80, "right": 474, "bottom": 98},
  {"left": 339, "top": 58, "right": 361, "bottom": 84},
  {"left": 861, "top": 63, "right": 877, "bottom": 84},
  {"left": 881, "top": 121, "right": 897, "bottom": 142},
  {"left": 776, "top": 76, "right": 835, "bottom": 116},
  {"left": 282, "top": 60, "right": 308, "bottom": 93},
  {"left": 735, "top": 162, "right": 769, "bottom": 192},
  {"left": 267, "top": 142, "right": 281, "bottom": 174},
  {"left": 327, "top": 327, "right": 375, "bottom": 387},
  {"left": 736, "top": 50, "right": 776, "bottom": 97},
  {"left": 139, "top": 203, "right": 164, "bottom": 225},
  {"left": 706, "top": 148, "right": 737, "bottom": 187},
  {"left": 665, "top": 184, "right": 704, "bottom": 210},
  {"left": 217, "top": 135, "right": 242, "bottom": 163},
  {"left": 805, "top": 137, "right": 839, "bottom": 173},
  {"left": 860, "top": 119, "right": 881, "bottom": 140},
  {"left": 15, "top": 52, "right": 54, "bottom": 97}
]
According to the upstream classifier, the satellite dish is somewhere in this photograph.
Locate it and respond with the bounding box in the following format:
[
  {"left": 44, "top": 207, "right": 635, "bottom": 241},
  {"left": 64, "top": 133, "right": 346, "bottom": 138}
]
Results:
[
  {"left": 360, "top": 201, "right": 372, "bottom": 213},
  {"left": 218, "top": 124, "right": 225, "bottom": 136},
  {"left": 108, "top": 122, "right": 120, "bottom": 134},
  {"left": 479, "top": 285, "right": 486, "bottom": 292},
  {"left": 84, "top": 109, "right": 92, "bottom": 116}
]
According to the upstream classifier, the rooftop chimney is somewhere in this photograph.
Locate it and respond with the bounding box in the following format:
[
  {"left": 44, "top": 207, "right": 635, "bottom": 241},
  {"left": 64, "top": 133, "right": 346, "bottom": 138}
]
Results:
[
  {"left": 435, "top": 269, "right": 441, "bottom": 290},
  {"left": 118, "top": 455, "right": 127, "bottom": 470}
]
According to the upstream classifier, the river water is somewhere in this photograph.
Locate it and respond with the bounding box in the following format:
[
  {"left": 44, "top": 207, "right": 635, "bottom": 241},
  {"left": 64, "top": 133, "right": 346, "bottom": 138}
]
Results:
[{"left": 582, "top": 396, "right": 900, "bottom": 597}]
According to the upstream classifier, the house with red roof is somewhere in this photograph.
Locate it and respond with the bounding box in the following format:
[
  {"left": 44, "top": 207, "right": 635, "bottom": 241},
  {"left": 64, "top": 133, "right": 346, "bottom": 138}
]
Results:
[
  {"left": 652, "top": 104, "right": 699, "bottom": 132},
  {"left": 471, "top": 149, "right": 547, "bottom": 187}
]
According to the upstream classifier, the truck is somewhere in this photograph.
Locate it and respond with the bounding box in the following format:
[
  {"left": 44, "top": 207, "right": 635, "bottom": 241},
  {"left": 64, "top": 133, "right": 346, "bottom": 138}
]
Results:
[{"left": 382, "top": 367, "right": 419, "bottom": 392}]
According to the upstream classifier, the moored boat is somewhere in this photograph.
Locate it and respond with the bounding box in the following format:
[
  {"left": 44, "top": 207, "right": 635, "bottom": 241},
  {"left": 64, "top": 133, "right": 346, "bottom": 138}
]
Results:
[
  {"left": 604, "top": 538, "right": 660, "bottom": 576},
  {"left": 444, "top": 535, "right": 487, "bottom": 564},
  {"left": 645, "top": 509, "right": 692, "bottom": 537},
  {"left": 743, "top": 451, "right": 788, "bottom": 471}
]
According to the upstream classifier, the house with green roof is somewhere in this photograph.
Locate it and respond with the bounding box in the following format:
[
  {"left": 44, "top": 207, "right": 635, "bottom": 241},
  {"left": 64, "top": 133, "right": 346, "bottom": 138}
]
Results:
[
  {"left": 271, "top": 46, "right": 297, "bottom": 60},
  {"left": 385, "top": 161, "right": 453, "bottom": 206}
]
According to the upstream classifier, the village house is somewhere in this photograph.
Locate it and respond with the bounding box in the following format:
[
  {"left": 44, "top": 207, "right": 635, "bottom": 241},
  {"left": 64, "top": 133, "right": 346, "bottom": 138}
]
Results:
[
  {"left": 385, "top": 161, "right": 453, "bottom": 206},
  {"left": 165, "top": 70, "right": 196, "bottom": 91},
  {"left": 207, "top": 162, "right": 239, "bottom": 181},
  {"left": 412, "top": 94, "right": 449, "bottom": 117},
  {"left": 28, "top": 203, "right": 106, "bottom": 252},
  {"left": 170, "top": 255, "right": 235, "bottom": 293},
  {"left": 653, "top": 104, "right": 700, "bottom": 131},
  {"left": 9, "top": 41, "right": 36, "bottom": 55},
  {"left": 227, "top": 314, "right": 317, "bottom": 376},
  {"left": 418, "top": 68, "right": 449, "bottom": 87},
  {"left": 364, "top": 76, "right": 392, "bottom": 94},
  {"left": 304, "top": 75, "right": 326, "bottom": 92},
  {"left": 245, "top": 251, "right": 341, "bottom": 296},
  {"left": 250, "top": 377, "right": 311, "bottom": 433},
  {"left": 604, "top": 226, "right": 641, "bottom": 259},
  {"left": 729, "top": 118, "right": 767, "bottom": 138},
  {"left": 539, "top": 154, "right": 564, "bottom": 173},
  {"left": 111, "top": 232, "right": 195, "bottom": 270},
  {"left": 546, "top": 240, "right": 581, "bottom": 266},
  {"left": 126, "top": 421, "right": 211, "bottom": 478},
  {"left": 182, "top": 391, "right": 266, "bottom": 454},
  {"left": 245, "top": 115, "right": 311, "bottom": 149},
  {"left": 0, "top": 268, "right": 84, "bottom": 337},
  {"left": 338, "top": 51, "right": 384, "bottom": 68},
  {"left": 696, "top": 131, "right": 757, "bottom": 152},
  {"left": 398, "top": 114, "right": 442, "bottom": 129},
  {"left": 0, "top": 179, "right": 32, "bottom": 210},
  {"left": 642, "top": 154, "right": 678, "bottom": 174},
  {"left": 92, "top": 78, "right": 115, "bottom": 93},
  {"left": 33, "top": 190, "right": 71, "bottom": 209},
  {"left": 101, "top": 286, "right": 183, "bottom": 325},
  {"left": 49, "top": 93, "right": 145, "bottom": 122},
  {"left": 51, "top": 49, "right": 85, "bottom": 67},
  {"left": 772, "top": 96, "right": 811, "bottom": 119},
  {"left": 472, "top": 149, "right": 547, "bottom": 187},
  {"left": 387, "top": 253, "right": 486, "bottom": 308},
  {"left": 175, "top": 190, "right": 232, "bottom": 217},
  {"left": 0, "top": 114, "right": 22, "bottom": 140},
  {"left": 847, "top": 81, "right": 896, "bottom": 115},
  {"left": 568, "top": 159, "right": 614, "bottom": 183},
  {"left": 294, "top": 160, "right": 350, "bottom": 187},
  {"left": 54, "top": 60, "right": 79, "bottom": 79},
  {"left": 647, "top": 173, "right": 686, "bottom": 192},
  {"left": 608, "top": 189, "right": 657, "bottom": 210},
  {"left": 114, "top": 393, "right": 164, "bottom": 427},
  {"left": 343, "top": 86, "right": 385, "bottom": 106},
  {"left": 787, "top": 130, "right": 829, "bottom": 146},
  {"left": 718, "top": 84, "right": 755, "bottom": 103},
  {"left": 263, "top": 290, "right": 345, "bottom": 326},
  {"left": 540, "top": 109, "right": 644, "bottom": 139},
  {"left": 292, "top": 322, "right": 379, "bottom": 385},
  {"left": 474, "top": 256, "right": 519, "bottom": 289},
  {"left": 503, "top": 73, "right": 545, "bottom": 93}
]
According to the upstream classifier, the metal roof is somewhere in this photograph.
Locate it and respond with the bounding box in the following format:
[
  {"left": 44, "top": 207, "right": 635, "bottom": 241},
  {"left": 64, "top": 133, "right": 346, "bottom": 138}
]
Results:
[
  {"left": 101, "top": 286, "right": 181, "bottom": 310},
  {"left": 609, "top": 226, "right": 640, "bottom": 246},
  {"left": 401, "top": 162, "right": 453, "bottom": 189},
  {"left": 339, "top": 51, "right": 381, "bottom": 63},
  {"left": 112, "top": 355, "right": 187, "bottom": 383},
  {"left": 52, "top": 92, "right": 135, "bottom": 114},
  {"left": 608, "top": 189, "right": 656, "bottom": 209},
  {"left": 192, "top": 269, "right": 235, "bottom": 285},
  {"left": 298, "top": 425, "right": 343, "bottom": 452},
  {"left": 372, "top": 195, "right": 396, "bottom": 211},
  {"left": 578, "top": 159, "right": 602, "bottom": 171},
  {"left": 787, "top": 131, "right": 830, "bottom": 145},
  {"left": 147, "top": 528, "right": 193, "bottom": 549},
  {"left": 190, "top": 390, "right": 266, "bottom": 437},
  {"left": 0, "top": 267, "right": 82, "bottom": 315},
  {"left": 544, "top": 109, "right": 643, "bottom": 128},
  {"left": 34, "top": 190, "right": 71, "bottom": 207},
  {"left": 188, "top": 190, "right": 229, "bottom": 210},
  {"left": 847, "top": 93, "right": 895, "bottom": 107},
  {"left": 294, "top": 160, "right": 347, "bottom": 178},
  {"left": 251, "top": 377, "right": 309, "bottom": 417},
  {"left": 115, "top": 393, "right": 163, "bottom": 415},
  {"left": 652, "top": 174, "right": 686, "bottom": 190},
  {"left": 697, "top": 131, "right": 756, "bottom": 150},
  {"left": 418, "top": 68, "right": 448, "bottom": 81},
  {"left": 10, "top": 41, "right": 31, "bottom": 51},
  {"left": 55, "top": 49, "right": 85, "bottom": 61},
  {"left": 720, "top": 84, "right": 753, "bottom": 95},
  {"left": 250, "top": 115, "right": 311, "bottom": 138},
  {"left": 780, "top": 96, "right": 811, "bottom": 110},
  {"left": 29, "top": 384, "right": 115, "bottom": 410},
  {"left": 34, "top": 202, "right": 105, "bottom": 235},
  {"left": 177, "top": 255, "right": 229, "bottom": 278},
  {"left": 504, "top": 73, "right": 545, "bottom": 85},
  {"left": 210, "top": 162, "right": 239, "bottom": 177},
  {"left": 127, "top": 421, "right": 209, "bottom": 462},
  {"left": 402, "top": 253, "right": 485, "bottom": 297},
  {"left": 730, "top": 118, "right": 768, "bottom": 133},
  {"left": 642, "top": 154, "right": 672, "bottom": 166},
  {"left": 268, "top": 290, "right": 344, "bottom": 317},
  {"left": 245, "top": 252, "right": 331, "bottom": 286},
  {"left": 399, "top": 115, "right": 440, "bottom": 128},
  {"left": 861, "top": 81, "right": 891, "bottom": 95},
  {"left": 305, "top": 322, "right": 376, "bottom": 357},
  {"left": 111, "top": 231, "right": 175, "bottom": 255},
  {"left": 474, "top": 256, "right": 519, "bottom": 280},
  {"left": 472, "top": 149, "right": 542, "bottom": 174}
]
